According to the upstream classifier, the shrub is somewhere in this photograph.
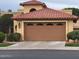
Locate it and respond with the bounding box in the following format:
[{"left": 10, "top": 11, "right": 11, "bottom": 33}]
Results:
[
  {"left": 7, "top": 33, "right": 21, "bottom": 42},
  {"left": 0, "top": 32, "right": 5, "bottom": 43},
  {"left": 67, "top": 31, "right": 76, "bottom": 40},
  {"left": 67, "top": 31, "right": 79, "bottom": 43},
  {"left": 76, "top": 31, "right": 79, "bottom": 39}
]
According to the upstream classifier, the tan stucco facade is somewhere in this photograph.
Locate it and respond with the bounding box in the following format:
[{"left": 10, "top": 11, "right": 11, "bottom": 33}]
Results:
[
  {"left": 20, "top": 5, "right": 43, "bottom": 13},
  {"left": 14, "top": 20, "right": 73, "bottom": 41},
  {"left": 67, "top": 20, "right": 73, "bottom": 32},
  {"left": 62, "top": 10, "right": 72, "bottom": 15}
]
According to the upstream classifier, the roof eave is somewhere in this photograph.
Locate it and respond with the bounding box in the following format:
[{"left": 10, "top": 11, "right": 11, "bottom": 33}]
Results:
[{"left": 12, "top": 18, "right": 78, "bottom": 21}]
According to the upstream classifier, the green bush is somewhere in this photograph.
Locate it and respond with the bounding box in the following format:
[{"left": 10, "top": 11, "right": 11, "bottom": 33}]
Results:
[
  {"left": 0, "top": 32, "right": 5, "bottom": 43},
  {"left": 76, "top": 31, "right": 79, "bottom": 40},
  {"left": 67, "top": 31, "right": 79, "bottom": 43},
  {"left": 7, "top": 33, "right": 21, "bottom": 42},
  {"left": 67, "top": 31, "right": 77, "bottom": 40}
]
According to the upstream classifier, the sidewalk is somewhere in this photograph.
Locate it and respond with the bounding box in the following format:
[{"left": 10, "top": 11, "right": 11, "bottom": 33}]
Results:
[{"left": 0, "top": 41, "right": 79, "bottom": 50}]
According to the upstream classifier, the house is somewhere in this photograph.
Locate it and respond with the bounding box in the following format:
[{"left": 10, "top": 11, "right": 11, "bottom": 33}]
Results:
[
  {"left": 62, "top": 9, "right": 79, "bottom": 31},
  {"left": 73, "top": 19, "right": 79, "bottom": 30},
  {"left": 0, "top": 11, "right": 16, "bottom": 16},
  {"left": 12, "top": 0, "right": 78, "bottom": 41}
]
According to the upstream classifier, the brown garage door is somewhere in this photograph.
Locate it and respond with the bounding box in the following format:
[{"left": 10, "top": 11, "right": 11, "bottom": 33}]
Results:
[{"left": 24, "top": 22, "right": 66, "bottom": 41}]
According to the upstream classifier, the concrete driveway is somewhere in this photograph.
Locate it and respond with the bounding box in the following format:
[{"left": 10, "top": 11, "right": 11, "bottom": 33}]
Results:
[
  {"left": 1, "top": 41, "right": 79, "bottom": 50},
  {"left": 8, "top": 41, "right": 65, "bottom": 49}
]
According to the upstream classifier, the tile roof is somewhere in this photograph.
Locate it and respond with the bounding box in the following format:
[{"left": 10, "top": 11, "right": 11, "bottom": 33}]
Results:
[
  {"left": 12, "top": 8, "right": 78, "bottom": 20},
  {"left": 20, "top": 0, "right": 47, "bottom": 7}
]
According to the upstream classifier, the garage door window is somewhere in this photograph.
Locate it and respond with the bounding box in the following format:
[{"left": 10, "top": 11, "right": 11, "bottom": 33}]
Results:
[
  {"left": 37, "top": 23, "right": 43, "bottom": 26},
  {"left": 18, "top": 23, "right": 21, "bottom": 29},
  {"left": 56, "top": 23, "right": 63, "bottom": 26},
  {"left": 47, "top": 23, "right": 54, "bottom": 26},
  {"left": 15, "top": 25, "right": 17, "bottom": 31},
  {"left": 27, "top": 23, "right": 33, "bottom": 26}
]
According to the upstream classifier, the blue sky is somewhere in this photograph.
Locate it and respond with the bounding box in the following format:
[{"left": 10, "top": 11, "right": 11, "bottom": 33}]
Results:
[{"left": 0, "top": 0, "right": 79, "bottom": 11}]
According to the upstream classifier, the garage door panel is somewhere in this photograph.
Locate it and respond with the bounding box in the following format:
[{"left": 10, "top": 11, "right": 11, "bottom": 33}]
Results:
[{"left": 24, "top": 22, "right": 66, "bottom": 41}]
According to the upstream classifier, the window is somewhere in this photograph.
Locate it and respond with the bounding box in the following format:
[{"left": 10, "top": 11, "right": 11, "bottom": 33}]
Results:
[
  {"left": 37, "top": 23, "right": 43, "bottom": 26},
  {"left": 74, "top": 28, "right": 79, "bottom": 30},
  {"left": 56, "top": 23, "right": 63, "bottom": 26},
  {"left": 30, "top": 8, "right": 36, "bottom": 12},
  {"left": 15, "top": 25, "right": 17, "bottom": 31},
  {"left": 47, "top": 23, "right": 54, "bottom": 26},
  {"left": 27, "top": 23, "right": 33, "bottom": 26},
  {"left": 18, "top": 23, "right": 21, "bottom": 29}
]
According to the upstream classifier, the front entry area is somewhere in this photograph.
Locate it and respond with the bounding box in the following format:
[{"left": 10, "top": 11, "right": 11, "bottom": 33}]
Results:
[{"left": 24, "top": 22, "right": 66, "bottom": 41}]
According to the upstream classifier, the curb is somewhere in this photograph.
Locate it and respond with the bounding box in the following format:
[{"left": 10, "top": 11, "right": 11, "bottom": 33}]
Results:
[{"left": 0, "top": 47, "right": 79, "bottom": 51}]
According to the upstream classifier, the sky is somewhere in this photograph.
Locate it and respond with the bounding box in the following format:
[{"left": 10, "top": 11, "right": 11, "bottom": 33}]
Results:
[{"left": 0, "top": 0, "right": 79, "bottom": 11}]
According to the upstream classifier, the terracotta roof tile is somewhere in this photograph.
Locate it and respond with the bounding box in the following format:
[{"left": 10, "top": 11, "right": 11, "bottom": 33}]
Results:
[
  {"left": 12, "top": 8, "right": 78, "bottom": 20},
  {"left": 20, "top": 0, "right": 47, "bottom": 7}
]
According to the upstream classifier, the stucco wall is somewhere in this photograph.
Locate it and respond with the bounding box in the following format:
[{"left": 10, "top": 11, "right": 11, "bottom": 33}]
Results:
[
  {"left": 67, "top": 20, "right": 73, "bottom": 33},
  {"left": 14, "top": 20, "right": 24, "bottom": 41},
  {"left": 62, "top": 10, "right": 72, "bottom": 15},
  {"left": 14, "top": 20, "right": 23, "bottom": 39},
  {"left": 20, "top": 5, "right": 43, "bottom": 13}
]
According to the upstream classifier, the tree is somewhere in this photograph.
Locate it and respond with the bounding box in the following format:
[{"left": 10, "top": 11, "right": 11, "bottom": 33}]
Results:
[
  {"left": 63, "top": 8, "right": 79, "bottom": 16},
  {"left": 8, "top": 9, "right": 12, "bottom": 12},
  {"left": 0, "top": 14, "right": 13, "bottom": 34}
]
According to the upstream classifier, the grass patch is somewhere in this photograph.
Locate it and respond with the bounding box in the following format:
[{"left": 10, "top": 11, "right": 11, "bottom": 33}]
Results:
[
  {"left": 0, "top": 43, "right": 12, "bottom": 47},
  {"left": 65, "top": 43, "right": 79, "bottom": 47}
]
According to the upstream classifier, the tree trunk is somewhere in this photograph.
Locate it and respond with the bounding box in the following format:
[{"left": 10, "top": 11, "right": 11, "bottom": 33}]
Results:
[
  {"left": 77, "top": 40, "right": 79, "bottom": 43},
  {"left": 73, "top": 40, "right": 75, "bottom": 43},
  {"left": 8, "top": 27, "right": 11, "bottom": 34}
]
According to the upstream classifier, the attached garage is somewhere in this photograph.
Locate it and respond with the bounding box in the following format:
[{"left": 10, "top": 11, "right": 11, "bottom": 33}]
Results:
[
  {"left": 13, "top": 8, "right": 78, "bottom": 41},
  {"left": 24, "top": 22, "right": 66, "bottom": 41}
]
